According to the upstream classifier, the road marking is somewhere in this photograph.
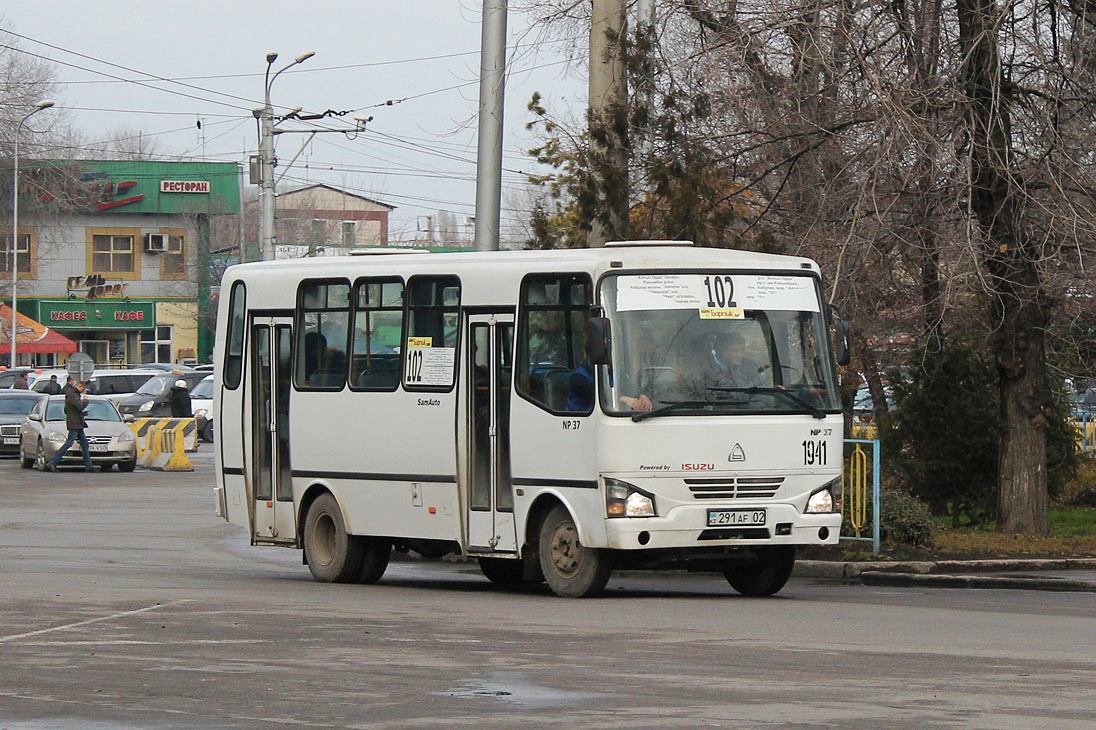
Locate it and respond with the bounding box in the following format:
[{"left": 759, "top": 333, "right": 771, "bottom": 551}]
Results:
[{"left": 0, "top": 601, "right": 188, "bottom": 643}]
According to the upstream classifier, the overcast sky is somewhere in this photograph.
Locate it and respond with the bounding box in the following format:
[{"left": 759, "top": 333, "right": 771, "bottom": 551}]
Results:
[{"left": 5, "top": 2, "right": 588, "bottom": 245}]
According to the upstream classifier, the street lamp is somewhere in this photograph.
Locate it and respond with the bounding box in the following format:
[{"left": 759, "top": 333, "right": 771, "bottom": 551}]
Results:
[
  {"left": 10, "top": 99, "right": 54, "bottom": 367},
  {"left": 259, "top": 50, "right": 315, "bottom": 262}
]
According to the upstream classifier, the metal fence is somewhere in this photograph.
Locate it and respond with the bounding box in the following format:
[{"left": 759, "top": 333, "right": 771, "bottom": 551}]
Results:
[{"left": 842, "top": 438, "right": 880, "bottom": 554}]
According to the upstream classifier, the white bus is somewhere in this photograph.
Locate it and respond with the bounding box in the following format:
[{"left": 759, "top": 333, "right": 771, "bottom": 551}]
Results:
[{"left": 213, "top": 241, "right": 849, "bottom": 597}]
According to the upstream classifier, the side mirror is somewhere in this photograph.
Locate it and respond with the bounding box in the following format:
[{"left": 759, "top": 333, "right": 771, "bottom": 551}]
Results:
[
  {"left": 586, "top": 316, "right": 612, "bottom": 365},
  {"left": 829, "top": 306, "right": 851, "bottom": 367},
  {"left": 28, "top": 413, "right": 41, "bottom": 422},
  {"left": 123, "top": 414, "right": 135, "bottom": 423}
]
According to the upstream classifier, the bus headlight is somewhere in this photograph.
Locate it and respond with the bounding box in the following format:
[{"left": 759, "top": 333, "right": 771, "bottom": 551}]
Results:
[
  {"left": 806, "top": 479, "right": 842, "bottom": 513},
  {"left": 605, "top": 478, "right": 656, "bottom": 518}
]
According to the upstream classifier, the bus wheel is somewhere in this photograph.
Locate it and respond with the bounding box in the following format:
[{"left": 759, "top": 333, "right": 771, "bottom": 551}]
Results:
[
  {"left": 478, "top": 556, "right": 524, "bottom": 585},
  {"left": 724, "top": 546, "right": 796, "bottom": 596},
  {"left": 303, "top": 493, "right": 364, "bottom": 583},
  {"left": 538, "top": 505, "right": 613, "bottom": 598},
  {"left": 356, "top": 538, "right": 391, "bottom": 584}
]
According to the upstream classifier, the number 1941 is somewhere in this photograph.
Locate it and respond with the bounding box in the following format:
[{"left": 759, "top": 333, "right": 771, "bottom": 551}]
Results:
[{"left": 802, "top": 439, "right": 827, "bottom": 465}]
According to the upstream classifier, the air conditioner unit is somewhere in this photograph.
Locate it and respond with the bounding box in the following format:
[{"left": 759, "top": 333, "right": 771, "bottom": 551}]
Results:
[{"left": 145, "top": 233, "right": 168, "bottom": 253}]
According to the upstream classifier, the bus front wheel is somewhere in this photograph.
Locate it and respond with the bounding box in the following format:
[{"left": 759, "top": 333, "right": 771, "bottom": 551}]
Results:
[
  {"left": 724, "top": 546, "right": 796, "bottom": 596},
  {"left": 538, "top": 505, "right": 613, "bottom": 598},
  {"left": 303, "top": 493, "right": 364, "bottom": 583}
]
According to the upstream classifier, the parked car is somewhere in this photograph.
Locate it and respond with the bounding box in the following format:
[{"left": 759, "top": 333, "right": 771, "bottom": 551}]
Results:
[
  {"left": 86, "top": 369, "right": 161, "bottom": 400},
  {"left": 19, "top": 394, "right": 137, "bottom": 471},
  {"left": 0, "top": 367, "right": 41, "bottom": 389},
  {"left": 189, "top": 374, "right": 215, "bottom": 442},
  {"left": 26, "top": 369, "right": 69, "bottom": 392},
  {"left": 0, "top": 391, "right": 44, "bottom": 457},
  {"left": 115, "top": 371, "right": 209, "bottom": 418}
]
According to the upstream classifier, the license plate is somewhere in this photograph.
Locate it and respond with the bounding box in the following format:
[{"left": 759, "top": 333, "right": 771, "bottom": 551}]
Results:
[
  {"left": 89, "top": 444, "right": 109, "bottom": 452},
  {"left": 2, "top": 437, "right": 18, "bottom": 445},
  {"left": 707, "top": 508, "right": 766, "bottom": 527}
]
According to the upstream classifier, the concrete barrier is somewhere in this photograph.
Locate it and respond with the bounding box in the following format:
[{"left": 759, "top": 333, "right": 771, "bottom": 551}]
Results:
[
  {"left": 131, "top": 417, "right": 198, "bottom": 453},
  {"left": 139, "top": 424, "right": 193, "bottom": 472}
]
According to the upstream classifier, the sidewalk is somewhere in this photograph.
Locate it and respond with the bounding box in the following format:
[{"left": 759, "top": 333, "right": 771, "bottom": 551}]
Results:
[{"left": 795, "top": 557, "right": 1096, "bottom": 591}]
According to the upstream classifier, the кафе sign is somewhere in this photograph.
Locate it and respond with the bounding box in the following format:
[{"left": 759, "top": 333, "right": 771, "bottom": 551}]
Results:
[{"left": 39, "top": 300, "right": 156, "bottom": 329}]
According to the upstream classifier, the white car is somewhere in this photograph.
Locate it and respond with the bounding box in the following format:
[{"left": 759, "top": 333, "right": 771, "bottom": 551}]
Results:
[
  {"left": 20, "top": 394, "right": 137, "bottom": 472},
  {"left": 189, "top": 374, "right": 215, "bottom": 442}
]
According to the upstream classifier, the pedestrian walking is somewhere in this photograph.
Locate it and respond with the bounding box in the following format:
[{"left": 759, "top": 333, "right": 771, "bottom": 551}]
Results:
[
  {"left": 42, "top": 374, "right": 62, "bottom": 395},
  {"left": 44, "top": 379, "right": 100, "bottom": 473},
  {"left": 169, "top": 379, "right": 192, "bottom": 417}
]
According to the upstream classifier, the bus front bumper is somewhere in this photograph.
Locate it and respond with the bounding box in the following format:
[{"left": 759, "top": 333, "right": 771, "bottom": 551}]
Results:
[{"left": 601, "top": 503, "right": 842, "bottom": 550}]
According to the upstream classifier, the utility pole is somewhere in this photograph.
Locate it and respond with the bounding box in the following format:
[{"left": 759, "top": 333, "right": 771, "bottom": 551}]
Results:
[
  {"left": 257, "top": 50, "right": 314, "bottom": 262},
  {"left": 474, "top": 0, "right": 507, "bottom": 252},
  {"left": 588, "top": 0, "right": 629, "bottom": 247}
]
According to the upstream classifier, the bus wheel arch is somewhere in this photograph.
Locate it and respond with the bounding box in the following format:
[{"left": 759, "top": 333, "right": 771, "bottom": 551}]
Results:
[
  {"left": 301, "top": 489, "right": 364, "bottom": 583},
  {"left": 536, "top": 502, "right": 614, "bottom": 598}
]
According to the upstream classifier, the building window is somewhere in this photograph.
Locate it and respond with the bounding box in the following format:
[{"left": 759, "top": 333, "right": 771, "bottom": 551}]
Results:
[
  {"left": 0, "top": 232, "right": 32, "bottom": 274},
  {"left": 161, "top": 234, "right": 186, "bottom": 279},
  {"left": 91, "top": 233, "right": 136, "bottom": 274},
  {"left": 141, "top": 325, "right": 173, "bottom": 364}
]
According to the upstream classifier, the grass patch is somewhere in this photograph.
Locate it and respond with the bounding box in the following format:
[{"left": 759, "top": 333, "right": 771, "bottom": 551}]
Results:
[{"left": 910, "top": 507, "right": 1096, "bottom": 559}]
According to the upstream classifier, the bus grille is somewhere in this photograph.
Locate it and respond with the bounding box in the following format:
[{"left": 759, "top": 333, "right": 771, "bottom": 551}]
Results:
[{"left": 685, "top": 476, "right": 784, "bottom": 500}]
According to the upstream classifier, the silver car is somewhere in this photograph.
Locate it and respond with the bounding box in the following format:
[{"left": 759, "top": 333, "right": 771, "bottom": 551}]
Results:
[{"left": 20, "top": 394, "right": 138, "bottom": 472}]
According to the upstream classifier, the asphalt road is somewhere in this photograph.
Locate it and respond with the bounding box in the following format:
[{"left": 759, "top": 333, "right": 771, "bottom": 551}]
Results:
[{"left": 1, "top": 447, "right": 1094, "bottom": 729}]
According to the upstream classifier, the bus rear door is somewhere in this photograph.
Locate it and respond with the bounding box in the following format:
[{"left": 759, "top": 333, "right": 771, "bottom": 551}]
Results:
[
  {"left": 249, "top": 315, "right": 296, "bottom": 545},
  {"left": 465, "top": 313, "right": 516, "bottom": 553}
]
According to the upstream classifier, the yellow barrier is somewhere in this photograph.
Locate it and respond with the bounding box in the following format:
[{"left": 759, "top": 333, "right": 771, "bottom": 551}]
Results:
[
  {"left": 130, "top": 417, "right": 198, "bottom": 453},
  {"left": 844, "top": 443, "right": 870, "bottom": 534},
  {"left": 138, "top": 424, "right": 163, "bottom": 468},
  {"left": 137, "top": 424, "right": 193, "bottom": 472}
]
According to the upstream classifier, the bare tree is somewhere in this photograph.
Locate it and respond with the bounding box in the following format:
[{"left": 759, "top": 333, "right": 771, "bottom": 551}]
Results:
[{"left": 521, "top": 0, "right": 1096, "bottom": 534}]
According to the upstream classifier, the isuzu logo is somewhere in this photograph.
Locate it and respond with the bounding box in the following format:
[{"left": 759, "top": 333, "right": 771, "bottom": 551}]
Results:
[{"left": 682, "top": 463, "right": 715, "bottom": 471}]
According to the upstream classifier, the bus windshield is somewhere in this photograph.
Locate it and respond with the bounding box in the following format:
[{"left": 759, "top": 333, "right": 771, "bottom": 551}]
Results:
[{"left": 599, "top": 272, "right": 840, "bottom": 417}]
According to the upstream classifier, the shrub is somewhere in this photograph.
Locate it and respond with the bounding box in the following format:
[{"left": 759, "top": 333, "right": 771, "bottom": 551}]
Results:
[
  {"left": 880, "top": 341, "right": 999, "bottom": 526},
  {"left": 880, "top": 490, "right": 935, "bottom": 546}
]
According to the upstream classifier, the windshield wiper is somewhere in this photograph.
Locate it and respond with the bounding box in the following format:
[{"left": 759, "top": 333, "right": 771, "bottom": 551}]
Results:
[
  {"left": 707, "top": 386, "right": 828, "bottom": 419},
  {"left": 631, "top": 400, "right": 729, "bottom": 422}
]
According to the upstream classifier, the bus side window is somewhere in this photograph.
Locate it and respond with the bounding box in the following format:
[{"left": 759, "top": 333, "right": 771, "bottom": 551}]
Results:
[
  {"left": 295, "top": 280, "right": 350, "bottom": 390},
  {"left": 516, "top": 273, "right": 592, "bottom": 414},
  {"left": 405, "top": 276, "right": 460, "bottom": 390},
  {"left": 223, "top": 281, "right": 246, "bottom": 389},
  {"left": 350, "top": 278, "right": 404, "bottom": 391}
]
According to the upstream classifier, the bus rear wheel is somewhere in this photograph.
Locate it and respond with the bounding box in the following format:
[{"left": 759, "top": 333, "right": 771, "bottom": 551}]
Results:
[
  {"left": 724, "top": 546, "right": 796, "bottom": 596},
  {"left": 303, "top": 493, "right": 364, "bottom": 583},
  {"left": 538, "top": 505, "right": 613, "bottom": 598},
  {"left": 356, "top": 538, "right": 391, "bottom": 584}
]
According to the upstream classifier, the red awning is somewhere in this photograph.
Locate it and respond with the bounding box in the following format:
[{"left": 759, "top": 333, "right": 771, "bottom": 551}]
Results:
[{"left": 0, "top": 303, "right": 79, "bottom": 355}]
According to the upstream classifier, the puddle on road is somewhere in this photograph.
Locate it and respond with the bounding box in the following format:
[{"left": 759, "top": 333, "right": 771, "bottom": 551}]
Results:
[{"left": 443, "top": 672, "right": 601, "bottom": 709}]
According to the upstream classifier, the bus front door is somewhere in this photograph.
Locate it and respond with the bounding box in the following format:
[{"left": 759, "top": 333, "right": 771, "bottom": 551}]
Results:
[
  {"left": 249, "top": 316, "right": 296, "bottom": 545},
  {"left": 466, "top": 313, "right": 516, "bottom": 553}
]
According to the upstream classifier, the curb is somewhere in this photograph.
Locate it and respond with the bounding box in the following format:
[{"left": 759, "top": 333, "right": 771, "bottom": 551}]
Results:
[
  {"left": 795, "top": 557, "right": 1096, "bottom": 591},
  {"left": 857, "top": 572, "right": 1096, "bottom": 592}
]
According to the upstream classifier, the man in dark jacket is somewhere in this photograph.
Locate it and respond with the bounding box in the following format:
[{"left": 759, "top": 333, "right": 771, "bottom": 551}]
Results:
[
  {"left": 169, "top": 379, "right": 192, "bottom": 417},
  {"left": 42, "top": 374, "right": 62, "bottom": 395},
  {"left": 44, "top": 380, "right": 100, "bottom": 472}
]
